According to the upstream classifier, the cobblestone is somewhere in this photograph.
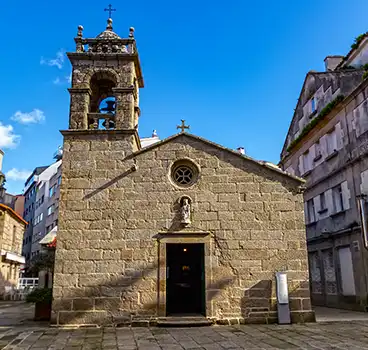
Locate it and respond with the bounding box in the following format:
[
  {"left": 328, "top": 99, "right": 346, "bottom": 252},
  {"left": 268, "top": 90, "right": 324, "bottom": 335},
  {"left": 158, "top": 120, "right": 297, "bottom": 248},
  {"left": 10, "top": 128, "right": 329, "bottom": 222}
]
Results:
[{"left": 1, "top": 322, "right": 368, "bottom": 349}]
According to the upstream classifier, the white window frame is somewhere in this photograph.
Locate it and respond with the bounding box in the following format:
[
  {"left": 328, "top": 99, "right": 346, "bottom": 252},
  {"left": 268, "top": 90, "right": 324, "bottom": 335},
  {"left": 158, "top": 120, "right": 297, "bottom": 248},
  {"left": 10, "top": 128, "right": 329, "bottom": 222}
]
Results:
[
  {"left": 307, "top": 199, "right": 316, "bottom": 223},
  {"left": 332, "top": 184, "right": 344, "bottom": 213}
]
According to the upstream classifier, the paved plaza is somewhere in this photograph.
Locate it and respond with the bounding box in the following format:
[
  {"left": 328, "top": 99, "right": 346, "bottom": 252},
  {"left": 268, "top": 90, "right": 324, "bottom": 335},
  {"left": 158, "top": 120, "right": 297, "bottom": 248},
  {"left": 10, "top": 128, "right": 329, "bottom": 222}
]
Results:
[{"left": 1, "top": 302, "right": 368, "bottom": 349}]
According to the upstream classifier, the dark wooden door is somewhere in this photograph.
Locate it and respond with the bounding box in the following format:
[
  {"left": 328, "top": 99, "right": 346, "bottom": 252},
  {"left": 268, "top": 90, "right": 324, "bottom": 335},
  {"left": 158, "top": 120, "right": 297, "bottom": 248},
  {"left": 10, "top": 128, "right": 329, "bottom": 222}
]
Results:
[{"left": 166, "top": 243, "right": 205, "bottom": 315}]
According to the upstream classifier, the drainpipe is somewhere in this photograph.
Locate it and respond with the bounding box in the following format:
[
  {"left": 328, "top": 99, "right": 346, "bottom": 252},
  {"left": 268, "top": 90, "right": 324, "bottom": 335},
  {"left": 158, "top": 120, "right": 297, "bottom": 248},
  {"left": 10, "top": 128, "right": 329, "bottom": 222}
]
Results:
[
  {"left": 358, "top": 195, "right": 368, "bottom": 248},
  {"left": 357, "top": 194, "right": 368, "bottom": 309}
]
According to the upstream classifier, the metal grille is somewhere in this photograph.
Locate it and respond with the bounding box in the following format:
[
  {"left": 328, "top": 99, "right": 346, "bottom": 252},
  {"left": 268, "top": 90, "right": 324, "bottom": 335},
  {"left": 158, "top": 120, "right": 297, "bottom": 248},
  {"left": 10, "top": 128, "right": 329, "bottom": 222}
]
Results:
[
  {"left": 322, "top": 250, "right": 337, "bottom": 295},
  {"left": 173, "top": 166, "right": 194, "bottom": 185},
  {"left": 309, "top": 252, "right": 322, "bottom": 294}
]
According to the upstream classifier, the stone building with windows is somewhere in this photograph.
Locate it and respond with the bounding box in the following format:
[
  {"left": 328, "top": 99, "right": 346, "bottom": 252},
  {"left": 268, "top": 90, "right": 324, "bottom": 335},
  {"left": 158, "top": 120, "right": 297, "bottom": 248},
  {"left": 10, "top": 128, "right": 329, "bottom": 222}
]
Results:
[
  {"left": 31, "top": 160, "right": 62, "bottom": 258},
  {"left": 280, "top": 33, "right": 368, "bottom": 310},
  {"left": 22, "top": 166, "right": 49, "bottom": 263},
  {"left": 52, "top": 18, "right": 314, "bottom": 326},
  {"left": 0, "top": 204, "right": 27, "bottom": 297}
]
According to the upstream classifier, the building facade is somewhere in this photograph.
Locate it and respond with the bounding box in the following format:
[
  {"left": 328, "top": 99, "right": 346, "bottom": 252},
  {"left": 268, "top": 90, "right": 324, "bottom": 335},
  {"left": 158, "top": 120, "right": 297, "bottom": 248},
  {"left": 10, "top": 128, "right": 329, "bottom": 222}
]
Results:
[
  {"left": 0, "top": 204, "right": 26, "bottom": 297},
  {"left": 280, "top": 34, "right": 368, "bottom": 311},
  {"left": 31, "top": 160, "right": 62, "bottom": 258},
  {"left": 22, "top": 167, "right": 49, "bottom": 264},
  {"left": 52, "top": 18, "right": 314, "bottom": 326},
  {"left": 0, "top": 150, "right": 25, "bottom": 217}
]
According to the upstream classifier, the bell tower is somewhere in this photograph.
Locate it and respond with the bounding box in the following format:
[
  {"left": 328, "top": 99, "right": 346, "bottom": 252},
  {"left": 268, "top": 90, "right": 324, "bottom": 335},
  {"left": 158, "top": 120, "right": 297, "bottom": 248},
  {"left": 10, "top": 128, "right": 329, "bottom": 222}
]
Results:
[{"left": 65, "top": 17, "right": 144, "bottom": 153}]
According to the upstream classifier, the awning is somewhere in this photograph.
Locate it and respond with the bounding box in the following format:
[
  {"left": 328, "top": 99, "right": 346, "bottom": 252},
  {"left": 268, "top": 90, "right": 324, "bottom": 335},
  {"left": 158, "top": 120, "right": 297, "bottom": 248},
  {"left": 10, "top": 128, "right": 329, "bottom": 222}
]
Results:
[
  {"left": 39, "top": 226, "right": 57, "bottom": 245},
  {"left": 1, "top": 250, "right": 26, "bottom": 264}
]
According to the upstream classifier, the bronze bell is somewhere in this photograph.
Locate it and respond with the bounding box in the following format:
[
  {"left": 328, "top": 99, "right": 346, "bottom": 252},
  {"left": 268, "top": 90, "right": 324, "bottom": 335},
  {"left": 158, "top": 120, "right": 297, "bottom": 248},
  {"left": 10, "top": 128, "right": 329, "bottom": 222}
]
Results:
[
  {"left": 102, "top": 119, "right": 115, "bottom": 129},
  {"left": 100, "top": 100, "right": 116, "bottom": 114}
]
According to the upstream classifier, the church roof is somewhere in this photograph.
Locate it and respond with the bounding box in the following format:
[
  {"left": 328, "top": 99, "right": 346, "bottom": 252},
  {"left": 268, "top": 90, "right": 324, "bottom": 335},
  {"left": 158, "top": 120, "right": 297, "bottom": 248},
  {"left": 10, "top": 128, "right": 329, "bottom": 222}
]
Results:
[{"left": 130, "top": 132, "right": 305, "bottom": 184}]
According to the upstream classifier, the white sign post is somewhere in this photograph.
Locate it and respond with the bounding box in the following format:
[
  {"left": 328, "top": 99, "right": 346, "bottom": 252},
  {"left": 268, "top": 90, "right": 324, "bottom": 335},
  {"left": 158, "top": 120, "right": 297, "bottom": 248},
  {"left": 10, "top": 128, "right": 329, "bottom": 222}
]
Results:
[{"left": 276, "top": 272, "right": 291, "bottom": 324}]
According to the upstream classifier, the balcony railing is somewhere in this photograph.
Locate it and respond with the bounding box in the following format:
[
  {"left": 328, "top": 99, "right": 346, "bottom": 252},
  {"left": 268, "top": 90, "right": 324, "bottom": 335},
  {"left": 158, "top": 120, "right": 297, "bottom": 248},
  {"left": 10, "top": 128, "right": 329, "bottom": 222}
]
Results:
[{"left": 75, "top": 38, "right": 136, "bottom": 55}]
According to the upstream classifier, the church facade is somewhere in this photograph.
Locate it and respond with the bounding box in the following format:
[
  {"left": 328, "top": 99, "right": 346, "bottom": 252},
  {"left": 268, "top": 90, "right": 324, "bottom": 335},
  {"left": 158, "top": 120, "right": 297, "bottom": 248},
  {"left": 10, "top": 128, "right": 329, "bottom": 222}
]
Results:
[{"left": 52, "top": 19, "right": 314, "bottom": 326}]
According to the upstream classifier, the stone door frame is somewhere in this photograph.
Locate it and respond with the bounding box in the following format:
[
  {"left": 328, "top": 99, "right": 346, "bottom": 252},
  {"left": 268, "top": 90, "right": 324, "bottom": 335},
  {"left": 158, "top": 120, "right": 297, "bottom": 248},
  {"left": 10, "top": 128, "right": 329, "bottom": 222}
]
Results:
[{"left": 157, "top": 232, "right": 212, "bottom": 317}]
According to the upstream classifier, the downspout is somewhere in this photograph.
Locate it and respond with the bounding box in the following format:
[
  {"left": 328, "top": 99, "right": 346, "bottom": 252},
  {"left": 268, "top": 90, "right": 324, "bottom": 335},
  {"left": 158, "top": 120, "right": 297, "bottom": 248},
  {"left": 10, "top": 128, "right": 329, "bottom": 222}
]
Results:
[{"left": 346, "top": 98, "right": 368, "bottom": 309}]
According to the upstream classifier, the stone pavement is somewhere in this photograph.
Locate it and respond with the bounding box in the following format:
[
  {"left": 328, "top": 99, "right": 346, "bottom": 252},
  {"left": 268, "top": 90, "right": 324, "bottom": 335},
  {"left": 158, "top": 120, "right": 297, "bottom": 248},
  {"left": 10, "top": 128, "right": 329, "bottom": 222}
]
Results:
[
  {"left": 0, "top": 302, "right": 35, "bottom": 327},
  {"left": 1, "top": 322, "right": 368, "bottom": 350},
  {"left": 1, "top": 303, "right": 368, "bottom": 349}
]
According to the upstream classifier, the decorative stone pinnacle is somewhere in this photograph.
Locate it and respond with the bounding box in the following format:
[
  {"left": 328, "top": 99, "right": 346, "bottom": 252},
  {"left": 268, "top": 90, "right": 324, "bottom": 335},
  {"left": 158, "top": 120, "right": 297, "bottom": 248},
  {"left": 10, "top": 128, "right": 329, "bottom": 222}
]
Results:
[
  {"left": 129, "top": 27, "right": 135, "bottom": 38},
  {"left": 107, "top": 18, "right": 113, "bottom": 31},
  {"left": 77, "top": 25, "right": 84, "bottom": 37}
]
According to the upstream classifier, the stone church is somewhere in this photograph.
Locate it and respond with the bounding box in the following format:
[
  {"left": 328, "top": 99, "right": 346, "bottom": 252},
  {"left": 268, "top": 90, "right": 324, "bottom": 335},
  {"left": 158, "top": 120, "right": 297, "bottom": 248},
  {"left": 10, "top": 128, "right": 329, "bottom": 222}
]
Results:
[{"left": 52, "top": 18, "right": 314, "bottom": 326}]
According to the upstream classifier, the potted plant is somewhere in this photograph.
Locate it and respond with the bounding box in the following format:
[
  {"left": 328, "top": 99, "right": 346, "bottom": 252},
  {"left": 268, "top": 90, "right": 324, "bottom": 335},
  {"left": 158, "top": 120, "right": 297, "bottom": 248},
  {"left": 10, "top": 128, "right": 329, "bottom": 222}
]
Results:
[{"left": 26, "top": 288, "right": 52, "bottom": 321}]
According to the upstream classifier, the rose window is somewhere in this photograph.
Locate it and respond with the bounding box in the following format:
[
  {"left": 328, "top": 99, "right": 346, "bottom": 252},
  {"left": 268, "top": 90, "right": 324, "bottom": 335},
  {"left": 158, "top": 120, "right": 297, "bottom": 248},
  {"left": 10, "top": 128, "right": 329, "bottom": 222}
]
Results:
[
  {"left": 171, "top": 160, "right": 199, "bottom": 188},
  {"left": 174, "top": 166, "right": 193, "bottom": 185}
]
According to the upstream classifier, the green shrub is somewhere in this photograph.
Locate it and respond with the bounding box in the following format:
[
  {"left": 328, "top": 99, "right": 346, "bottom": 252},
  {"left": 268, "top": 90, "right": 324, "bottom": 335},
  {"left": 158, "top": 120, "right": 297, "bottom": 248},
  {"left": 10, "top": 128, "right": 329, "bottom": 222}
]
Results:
[
  {"left": 351, "top": 33, "right": 367, "bottom": 50},
  {"left": 26, "top": 288, "right": 52, "bottom": 303},
  {"left": 287, "top": 95, "right": 344, "bottom": 152},
  {"left": 363, "top": 71, "right": 368, "bottom": 81}
]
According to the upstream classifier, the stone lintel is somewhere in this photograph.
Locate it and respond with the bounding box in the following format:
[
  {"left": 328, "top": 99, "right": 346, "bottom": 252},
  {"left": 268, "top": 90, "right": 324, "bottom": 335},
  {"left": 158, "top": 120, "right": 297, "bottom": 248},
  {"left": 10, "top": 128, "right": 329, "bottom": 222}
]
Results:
[
  {"left": 61, "top": 128, "right": 135, "bottom": 136},
  {"left": 61, "top": 128, "right": 141, "bottom": 150},
  {"left": 68, "top": 88, "right": 92, "bottom": 94},
  {"left": 112, "top": 87, "right": 134, "bottom": 93}
]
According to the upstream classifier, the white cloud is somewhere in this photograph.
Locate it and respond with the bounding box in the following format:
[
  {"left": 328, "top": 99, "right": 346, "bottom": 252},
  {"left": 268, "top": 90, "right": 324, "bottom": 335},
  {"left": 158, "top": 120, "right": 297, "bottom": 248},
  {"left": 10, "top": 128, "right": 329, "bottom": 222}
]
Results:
[
  {"left": 0, "top": 123, "right": 20, "bottom": 149},
  {"left": 53, "top": 75, "right": 71, "bottom": 85},
  {"left": 11, "top": 109, "right": 45, "bottom": 124},
  {"left": 5, "top": 168, "right": 32, "bottom": 182},
  {"left": 40, "top": 50, "right": 65, "bottom": 69}
]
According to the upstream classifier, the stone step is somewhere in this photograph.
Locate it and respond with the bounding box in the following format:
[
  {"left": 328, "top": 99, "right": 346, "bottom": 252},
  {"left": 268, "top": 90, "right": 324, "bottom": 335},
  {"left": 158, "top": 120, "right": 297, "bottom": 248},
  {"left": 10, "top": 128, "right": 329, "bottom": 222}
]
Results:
[{"left": 157, "top": 316, "right": 212, "bottom": 327}]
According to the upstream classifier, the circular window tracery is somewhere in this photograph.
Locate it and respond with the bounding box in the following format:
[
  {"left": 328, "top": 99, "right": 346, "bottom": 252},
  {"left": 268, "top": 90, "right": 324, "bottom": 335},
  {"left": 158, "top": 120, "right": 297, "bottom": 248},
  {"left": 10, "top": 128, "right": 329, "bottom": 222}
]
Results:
[
  {"left": 174, "top": 165, "right": 193, "bottom": 185},
  {"left": 171, "top": 160, "right": 199, "bottom": 188}
]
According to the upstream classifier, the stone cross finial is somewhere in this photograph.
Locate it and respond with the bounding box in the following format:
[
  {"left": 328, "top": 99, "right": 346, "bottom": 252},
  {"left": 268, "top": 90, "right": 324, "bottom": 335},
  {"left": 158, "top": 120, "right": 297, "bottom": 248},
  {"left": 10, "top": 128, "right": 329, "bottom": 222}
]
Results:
[
  {"left": 104, "top": 4, "right": 116, "bottom": 18},
  {"left": 177, "top": 120, "right": 190, "bottom": 133}
]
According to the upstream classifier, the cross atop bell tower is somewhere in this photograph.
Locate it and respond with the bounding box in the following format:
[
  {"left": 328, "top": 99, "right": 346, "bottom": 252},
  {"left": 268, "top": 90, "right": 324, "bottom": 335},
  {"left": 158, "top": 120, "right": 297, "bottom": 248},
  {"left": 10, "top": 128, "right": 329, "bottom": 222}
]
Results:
[
  {"left": 65, "top": 16, "right": 144, "bottom": 153},
  {"left": 104, "top": 4, "right": 116, "bottom": 18}
]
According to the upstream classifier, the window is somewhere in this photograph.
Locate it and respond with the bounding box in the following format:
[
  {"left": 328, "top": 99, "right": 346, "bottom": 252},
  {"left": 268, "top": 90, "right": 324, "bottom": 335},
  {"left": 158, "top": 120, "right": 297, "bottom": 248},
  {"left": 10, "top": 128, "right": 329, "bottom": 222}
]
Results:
[
  {"left": 34, "top": 213, "right": 44, "bottom": 226},
  {"left": 315, "top": 141, "right": 321, "bottom": 157},
  {"left": 47, "top": 205, "right": 54, "bottom": 216},
  {"left": 326, "top": 129, "right": 337, "bottom": 154},
  {"left": 57, "top": 176, "right": 62, "bottom": 186},
  {"left": 303, "top": 151, "right": 312, "bottom": 173},
  {"left": 171, "top": 160, "right": 199, "bottom": 187},
  {"left": 49, "top": 185, "right": 55, "bottom": 197},
  {"left": 320, "top": 193, "right": 326, "bottom": 211},
  {"left": 41, "top": 195, "right": 44, "bottom": 204},
  {"left": 332, "top": 184, "right": 344, "bottom": 213},
  {"left": 311, "top": 97, "right": 316, "bottom": 113},
  {"left": 307, "top": 199, "right": 316, "bottom": 223}
]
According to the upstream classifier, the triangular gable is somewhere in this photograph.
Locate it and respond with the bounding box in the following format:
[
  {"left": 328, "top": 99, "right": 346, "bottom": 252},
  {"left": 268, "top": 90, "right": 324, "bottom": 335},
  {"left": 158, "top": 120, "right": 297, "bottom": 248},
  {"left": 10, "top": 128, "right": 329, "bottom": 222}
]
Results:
[
  {"left": 128, "top": 132, "right": 304, "bottom": 184},
  {"left": 280, "top": 72, "right": 317, "bottom": 157},
  {"left": 280, "top": 69, "right": 364, "bottom": 159}
]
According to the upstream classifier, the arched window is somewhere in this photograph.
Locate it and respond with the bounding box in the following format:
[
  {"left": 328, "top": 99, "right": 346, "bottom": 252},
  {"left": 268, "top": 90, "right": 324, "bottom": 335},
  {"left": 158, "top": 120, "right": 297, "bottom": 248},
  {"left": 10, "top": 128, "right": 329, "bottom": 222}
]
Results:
[{"left": 88, "top": 72, "right": 118, "bottom": 129}]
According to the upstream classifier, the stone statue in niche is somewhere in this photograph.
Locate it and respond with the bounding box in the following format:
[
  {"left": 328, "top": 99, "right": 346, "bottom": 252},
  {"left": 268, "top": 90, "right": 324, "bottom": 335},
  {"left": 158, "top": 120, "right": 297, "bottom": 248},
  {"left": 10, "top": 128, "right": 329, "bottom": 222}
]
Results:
[{"left": 180, "top": 197, "right": 191, "bottom": 225}]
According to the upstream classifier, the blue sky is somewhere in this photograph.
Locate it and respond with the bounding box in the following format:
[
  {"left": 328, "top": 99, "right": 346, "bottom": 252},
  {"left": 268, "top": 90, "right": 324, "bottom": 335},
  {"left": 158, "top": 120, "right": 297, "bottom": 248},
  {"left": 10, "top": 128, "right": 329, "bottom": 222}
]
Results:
[{"left": 1, "top": 0, "right": 367, "bottom": 194}]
